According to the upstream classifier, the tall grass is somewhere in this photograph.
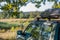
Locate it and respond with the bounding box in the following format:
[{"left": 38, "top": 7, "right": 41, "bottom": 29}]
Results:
[{"left": 0, "top": 19, "right": 32, "bottom": 40}]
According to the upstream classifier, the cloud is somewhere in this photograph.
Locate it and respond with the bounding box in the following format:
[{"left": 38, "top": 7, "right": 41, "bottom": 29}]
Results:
[
  {"left": 0, "top": 2, "right": 7, "bottom": 6},
  {"left": 0, "top": 1, "right": 54, "bottom": 12},
  {"left": 20, "top": 2, "right": 37, "bottom": 12},
  {"left": 0, "top": 9, "right": 3, "bottom": 12},
  {"left": 20, "top": 1, "right": 54, "bottom": 12},
  {"left": 37, "top": 1, "right": 54, "bottom": 11}
]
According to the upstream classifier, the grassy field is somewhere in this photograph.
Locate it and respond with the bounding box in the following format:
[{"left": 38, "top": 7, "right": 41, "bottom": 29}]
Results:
[
  {"left": 0, "top": 18, "right": 34, "bottom": 40},
  {"left": 0, "top": 31, "right": 16, "bottom": 40}
]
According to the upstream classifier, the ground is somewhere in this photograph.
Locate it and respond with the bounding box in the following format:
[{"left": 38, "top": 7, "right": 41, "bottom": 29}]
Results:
[{"left": 0, "top": 19, "right": 33, "bottom": 40}]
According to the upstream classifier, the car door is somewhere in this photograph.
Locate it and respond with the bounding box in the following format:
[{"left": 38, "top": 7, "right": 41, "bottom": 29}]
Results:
[{"left": 54, "top": 22, "right": 60, "bottom": 40}]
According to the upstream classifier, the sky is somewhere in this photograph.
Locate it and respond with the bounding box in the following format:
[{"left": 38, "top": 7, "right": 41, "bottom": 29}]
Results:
[
  {"left": 20, "top": 1, "right": 54, "bottom": 12},
  {"left": 0, "top": 2, "right": 7, "bottom": 12},
  {"left": 0, "top": 0, "right": 57, "bottom": 12}
]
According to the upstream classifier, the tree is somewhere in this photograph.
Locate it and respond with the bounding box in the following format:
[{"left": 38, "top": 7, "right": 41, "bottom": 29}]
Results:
[
  {"left": 0, "top": 0, "right": 59, "bottom": 9},
  {"left": 0, "top": 0, "right": 28, "bottom": 18},
  {"left": 31, "top": 0, "right": 59, "bottom": 8},
  {"left": 52, "top": 2, "right": 60, "bottom": 8},
  {"left": 29, "top": 12, "right": 34, "bottom": 18}
]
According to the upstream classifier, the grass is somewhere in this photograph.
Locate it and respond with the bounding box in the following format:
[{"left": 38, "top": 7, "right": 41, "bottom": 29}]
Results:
[
  {"left": 25, "top": 27, "right": 33, "bottom": 33},
  {"left": 0, "top": 31, "right": 16, "bottom": 40},
  {"left": 0, "top": 18, "right": 33, "bottom": 40}
]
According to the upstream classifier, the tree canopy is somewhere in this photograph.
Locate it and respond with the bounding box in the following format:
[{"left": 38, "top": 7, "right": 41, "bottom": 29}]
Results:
[
  {"left": 53, "top": 2, "right": 60, "bottom": 8},
  {"left": 0, "top": 0, "right": 60, "bottom": 9}
]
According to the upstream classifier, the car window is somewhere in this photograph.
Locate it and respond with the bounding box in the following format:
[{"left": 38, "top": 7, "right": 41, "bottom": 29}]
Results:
[{"left": 25, "top": 20, "right": 57, "bottom": 40}]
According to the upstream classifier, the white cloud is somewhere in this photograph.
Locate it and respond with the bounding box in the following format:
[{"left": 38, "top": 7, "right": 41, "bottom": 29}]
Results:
[
  {"left": 0, "top": 1, "right": 54, "bottom": 12},
  {"left": 37, "top": 1, "right": 54, "bottom": 11},
  {"left": 0, "top": 2, "right": 7, "bottom": 6},
  {"left": 20, "top": 1, "right": 54, "bottom": 12},
  {"left": 20, "top": 2, "right": 37, "bottom": 12},
  {"left": 0, "top": 9, "right": 3, "bottom": 12}
]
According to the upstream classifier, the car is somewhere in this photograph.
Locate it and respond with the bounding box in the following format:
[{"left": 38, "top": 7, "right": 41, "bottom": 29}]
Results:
[
  {"left": 16, "top": 30, "right": 32, "bottom": 40},
  {"left": 16, "top": 30, "right": 25, "bottom": 40},
  {"left": 54, "top": 22, "right": 60, "bottom": 40},
  {"left": 16, "top": 17, "right": 59, "bottom": 40},
  {"left": 25, "top": 18, "right": 58, "bottom": 40}
]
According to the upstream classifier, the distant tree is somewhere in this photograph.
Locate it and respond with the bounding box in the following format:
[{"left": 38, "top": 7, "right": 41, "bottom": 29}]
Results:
[
  {"left": 0, "top": 0, "right": 28, "bottom": 18},
  {"left": 0, "top": 12, "right": 4, "bottom": 19},
  {"left": 0, "top": 0, "right": 60, "bottom": 18},
  {"left": 19, "top": 12, "right": 24, "bottom": 18},
  {"left": 52, "top": 2, "right": 60, "bottom": 8},
  {"left": 0, "top": 0, "right": 59, "bottom": 10},
  {"left": 31, "top": 0, "right": 59, "bottom": 8},
  {"left": 29, "top": 12, "right": 34, "bottom": 18}
]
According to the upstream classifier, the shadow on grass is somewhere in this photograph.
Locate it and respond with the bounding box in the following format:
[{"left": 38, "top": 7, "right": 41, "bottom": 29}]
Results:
[{"left": 0, "top": 38, "right": 16, "bottom": 40}]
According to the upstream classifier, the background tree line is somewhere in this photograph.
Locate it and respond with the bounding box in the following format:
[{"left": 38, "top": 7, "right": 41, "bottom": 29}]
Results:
[
  {"left": 0, "top": 11, "right": 40, "bottom": 19},
  {"left": 0, "top": 0, "right": 60, "bottom": 19}
]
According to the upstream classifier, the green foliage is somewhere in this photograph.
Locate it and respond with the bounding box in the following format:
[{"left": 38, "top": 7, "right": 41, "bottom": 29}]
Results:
[
  {"left": 0, "top": 0, "right": 28, "bottom": 19},
  {"left": 45, "top": 27, "right": 51, "bottom": 32},
  {"left": 52, "top": 2, "right": 60, "bottom": 8},
  {"left": 19, "top": 12, "right": 24, "bottom": 18},
  {"left": 35, "top": 4, "right": 41, "bottom": 8},
  {"left": 29, "top": 12, "right": 34, "bottom": 18},
  {"left": 0, "top": 0, "right": 3, "bottom": 2},
  {"left": 21, "top": 0, "right": 28, "bottom": 3},
  {"left": 0, "top": 22, "right": 19, "bottom": 29},
  {"left": 31, "top": 27, "right": 39, "bottom": 39},
  {"left": 32, "top": 0, "right": 59, "bottom": 8},
  {"left": 1, "top": 5, "right": 8, "bottom": 11},
  {"left": 0, "top": 0, "right": 59, "bottom": 10},
  {"left": 0, "top": 13, "right": 4, "bottom": 19}
]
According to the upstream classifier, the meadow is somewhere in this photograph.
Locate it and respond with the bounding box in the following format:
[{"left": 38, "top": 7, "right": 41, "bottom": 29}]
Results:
[{"left": 0, "top": 19, "right": 33, "bottom": 40}]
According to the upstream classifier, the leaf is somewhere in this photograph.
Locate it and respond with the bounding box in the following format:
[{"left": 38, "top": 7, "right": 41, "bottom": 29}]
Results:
[
  {"left": 52, "top": 2, "right": 60, "bottom": 8},
  {"left": 7, "top": 4, "right": 12, "bottom": 9},
  {"left": 35, "top": 4, "right": 41, "bottom": 8}
]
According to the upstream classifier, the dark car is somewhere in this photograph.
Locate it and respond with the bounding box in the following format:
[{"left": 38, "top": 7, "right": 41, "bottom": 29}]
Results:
[
  {"left": 54, "top": 22, "right": 60, "bottom": 40},
  {"left": 16, "top": 30, "right": 25, "bottom": 40},
  {"left": 16, "top": 30, "right": 32, "bottom": 40}
]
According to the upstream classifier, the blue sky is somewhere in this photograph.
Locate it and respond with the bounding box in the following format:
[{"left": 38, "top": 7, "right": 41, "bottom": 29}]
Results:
[{"left": 0, "top": 0, "right": 60, "bottom": 12}]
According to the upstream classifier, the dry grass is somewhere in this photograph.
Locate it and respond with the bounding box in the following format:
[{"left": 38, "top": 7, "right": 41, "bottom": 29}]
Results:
[
  {"left": 0, "top": 19, "right": 33, "bottom": 22},
  {"left": 0, "top": 18, "right": 34, "bottom": 40},
  {"left": 0, "top": 27, "right": 22, "bottom": 40},
  {"left": 0, "top": 31, "right": 16, "bottom": 40},
  {"left": 0, "top": 26, "right": 29, "bottom": 40}
]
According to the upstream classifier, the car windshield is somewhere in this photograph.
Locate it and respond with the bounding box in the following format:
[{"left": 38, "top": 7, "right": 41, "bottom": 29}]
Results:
[{"left": 25, "top": 20, "right": 57, "bottom": 40}]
